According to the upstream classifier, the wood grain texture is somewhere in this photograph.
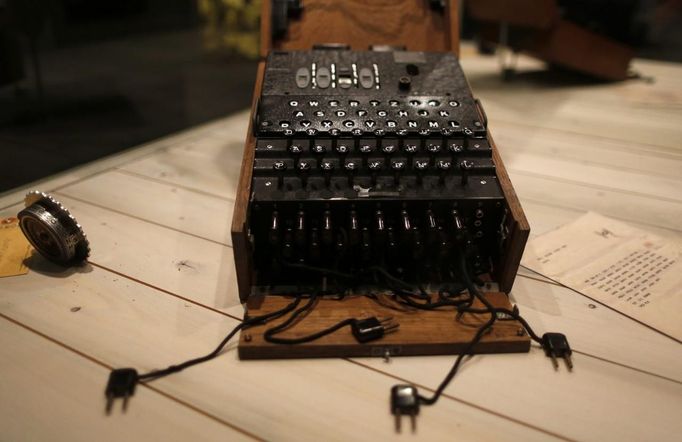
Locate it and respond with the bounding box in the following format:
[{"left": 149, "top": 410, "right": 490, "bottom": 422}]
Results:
[
  {"left": 239, "top": 293, "right": 530, "bottom": 359},
  {"left": 461, "top": 55, "right": 681, "bottom": 150},
  {"left": 118, "top": 122, "right": 249, "bottom": 201},
  {"left": 0, "top": 268, "right": 559, "bottom": 442},
  {"left": 1, "top": 46, "right": 680, "bottom": 441},
  {"left": 6, "top": 194, "right": 241, "bottom": 311},
  {"left": 231, "top": 62, "right": 266, "bottom": 302},
  {"left": 59, "top": 171, "right": 235, "bottom": 246},
  {"left": 267, "top": 0, "right": 458, "bottom": 53},
  {"left": 352, "top": 341, "right": 682, "bottom": 442},
  {"left": 0, "top": 316, "right": 254, "bottom": 442},
  {"left": 489, "top": 130, "right": 530, "bottom": 294}
]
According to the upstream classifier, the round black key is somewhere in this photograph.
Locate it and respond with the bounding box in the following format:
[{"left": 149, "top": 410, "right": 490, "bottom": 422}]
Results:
[
  {"left": 448, "top": 142, "right": 464, "bottom": 154},
  {"left": 273, "top": 161, "right": 287, "bottom": 188},
  {"left": 336, "top": 143, "right": 350, "bottom": 154},
  {"left": 369, "top": 160, "right": 383, "bottom": 170},
  {"left": 404, "top": 143, "right": 419, "bottom": 154},
  {"left": 345, "top": 161, "right": 358, "bottom": 186},
  {"left": 321, "top": 161, "right": 334, "bottom": 187},
  {"left": 414, "top": 160, "right": 428, "bottom": 186},
  {"left": 369, "top": 160, "right": 383, "bottom": 185},
  {"left": 382, "top": 143, "right": 397, "bottom": 154},
  {"left": 345, "top": 161, "right": 358, "bottom": 171},
  {"left": 298, "top": 161, "right": 311, "bottom": 188},
  {"left": 391, "top": 161, "right": 405, "bottom": 187},
  {"left": 438, "top": 160, "right": 451, "bottom": 185},
  {"left": 359, "top": 144, "right": 374, "bottom": 154},
  {"left": 415, "top": 160, "right": 429, "bottom": 170},
  {"left": 289, "top": 144, "right": 303, "bottom": 154},
  {"left": 427, "top": 143, "right": 441, "bottom": 154},
  {"left": 312, "top": 144, "right": 326, "bottom": 154}
]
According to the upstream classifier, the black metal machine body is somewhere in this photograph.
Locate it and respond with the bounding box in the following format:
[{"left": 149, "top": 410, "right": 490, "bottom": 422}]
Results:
[{"left": 248, "top": 47, "right": 505, "bottom": 294}]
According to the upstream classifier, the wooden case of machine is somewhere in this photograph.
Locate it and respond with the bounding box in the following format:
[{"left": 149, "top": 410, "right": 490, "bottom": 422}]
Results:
[{"left": 231, "top": 0, "right": 531, "bottom": 359}]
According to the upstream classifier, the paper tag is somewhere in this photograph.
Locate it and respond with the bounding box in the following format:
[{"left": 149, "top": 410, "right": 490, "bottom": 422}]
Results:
[
  {"left": 522, "top": 212, "right": 682, "bottom": 342},
  {"left": 0, "top": 217, "right": 32, "bottom": 278}
]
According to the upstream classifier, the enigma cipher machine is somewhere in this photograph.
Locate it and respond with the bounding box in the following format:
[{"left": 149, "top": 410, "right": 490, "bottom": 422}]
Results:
[
  {"left": 101, "top": 4, "right": 580, "bottom": 430},
  {"left": 238, "top": 46, "right": 521, "bottom": 298},
  {"left": 100, "top": 4, "right": 579, "bottom": 429}
]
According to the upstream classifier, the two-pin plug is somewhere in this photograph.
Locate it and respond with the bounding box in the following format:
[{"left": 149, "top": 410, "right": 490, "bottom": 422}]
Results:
[
  {"left": 391, "top": 385, "right": 420, "bottom": 433},
  {"left": 542, "top": 333, "right": 573, "bottom": 370},
  {"left": 351, "top": 317, "right": 399, "bottom": 343},
  {"left": 105, "top": 368, "right": 138, "bottom": 414}
]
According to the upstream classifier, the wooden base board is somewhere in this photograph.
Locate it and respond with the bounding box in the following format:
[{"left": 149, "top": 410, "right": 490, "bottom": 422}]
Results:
[{"left": 238, "top": 292, "right": 531, "bottom": 359}]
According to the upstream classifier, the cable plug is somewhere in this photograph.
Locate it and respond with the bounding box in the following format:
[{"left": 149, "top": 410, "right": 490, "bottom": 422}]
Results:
[
  {"left": 541, "top": 333, "right": 573, "bottom": 370},
  {"left": 351, "top": 317, "right": 399, "bottom": 343},
  {"left": 105, "top": 368, "right": 138, "bottom": 414},
  {"left": 391, "top": 384, "right": 420, "bottom": 433}
]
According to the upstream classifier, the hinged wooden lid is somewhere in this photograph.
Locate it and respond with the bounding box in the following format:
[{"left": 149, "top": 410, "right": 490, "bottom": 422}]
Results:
[{"left": 260, "top": 0, "right": 459, "bottom": 57}]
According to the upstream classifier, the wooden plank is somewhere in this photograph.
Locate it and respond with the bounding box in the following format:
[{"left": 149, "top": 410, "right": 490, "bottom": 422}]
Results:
[
  {"left": 492, "top": 121, "right": 682, "bottom": 180},
  {"left": 505, "top": 151, "right": 682, "bottom": 203},
  {"left": 239, "top": 293, "right": 530, "bottom": 359},
  {"left": 508, "top": 276, "right": 682, "bottom": 382},
  {"left": 0, "top": 118, "right": 232, "bottom": 210},
  {"left": 506, "top": 171, "right": 682, "bottom": 233},
  {"left": 231, "top": 62, "right": 265, "bottom": 303},
  {"left": 119, "top": 113, "right": 250, "bottom": 201},
  {"left": 519, "top": 199, "right": 682, "bottom": 241},
  {"left": 350, "top": 343, "right": 682, "bottom": 442},
  {"left": 4, "top": 248, "right": 679, "bottom": 441},
  {"left": 0, "top": 268, "right": 561, "bottom": 442},
  {"left": 0, "top": 196, "right": 241, "bottom": 312},
  {"left": 460, "top": 56, "right": 682, "bottom": 150},
  {"left": 0, "top": 316, "right": 254, "bottom": 442},
  {"left": 59, "top": 171, "right": 235, "bottom": 246},
  {"left": 489, "top": 132, "right": 530, "bottom": 293}
]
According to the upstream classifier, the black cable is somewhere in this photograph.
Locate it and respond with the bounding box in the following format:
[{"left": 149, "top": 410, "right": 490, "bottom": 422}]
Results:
[
  {"left": 417, "top": 249, "right": 546, "bottom": 406},
  {"left": 263, "top": 293, "right": 356, "bottom": 344},
  {"left": 137, "top": 295, "right": 304, "bottom": 382}
]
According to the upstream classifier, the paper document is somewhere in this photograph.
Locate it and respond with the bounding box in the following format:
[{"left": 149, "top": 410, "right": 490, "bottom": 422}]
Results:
[
  {"left": 522, "top": 212, "right": 682, "bottom": 341},
  {"left": 0, "top": 217, "right": 31, "bottom": 278}
]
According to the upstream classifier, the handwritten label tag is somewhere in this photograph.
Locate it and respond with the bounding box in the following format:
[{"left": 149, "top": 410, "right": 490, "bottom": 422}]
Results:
[
  {"left": 522, "top": 212, "right": 682, "bottom": 341},
  {"left": 0, "top": 217, "right": 32, "bottom": 278}
]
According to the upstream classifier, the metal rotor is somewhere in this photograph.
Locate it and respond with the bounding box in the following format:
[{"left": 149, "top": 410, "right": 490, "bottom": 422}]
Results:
[{"left": 17, "top": 191, "right": 90, "bottom": 265}]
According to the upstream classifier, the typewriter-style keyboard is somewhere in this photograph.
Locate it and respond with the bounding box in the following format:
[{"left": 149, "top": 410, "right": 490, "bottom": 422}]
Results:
[{"left": 247, "top": 48, "right": 505, "bottom": 291}]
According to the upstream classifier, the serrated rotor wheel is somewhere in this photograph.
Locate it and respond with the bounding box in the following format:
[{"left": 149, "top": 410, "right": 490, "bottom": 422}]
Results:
[{"left": 17, "top": 191, "right": 90, "bottom": 265}]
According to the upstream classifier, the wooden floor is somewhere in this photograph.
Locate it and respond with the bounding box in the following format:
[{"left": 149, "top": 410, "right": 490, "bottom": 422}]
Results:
[{"left": 1, "top": 50, "right": 681, "bottom": 442}]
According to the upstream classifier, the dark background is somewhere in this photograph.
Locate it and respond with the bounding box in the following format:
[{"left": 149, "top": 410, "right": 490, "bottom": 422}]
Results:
[{"left": 1, "top": 0, "right": 680, "bottom": 192}]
